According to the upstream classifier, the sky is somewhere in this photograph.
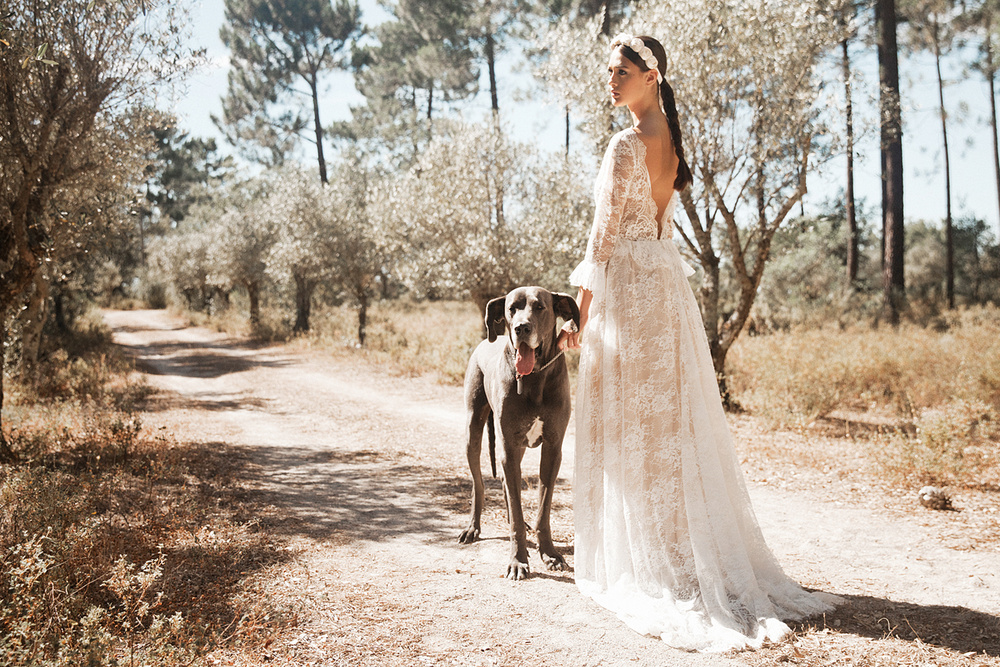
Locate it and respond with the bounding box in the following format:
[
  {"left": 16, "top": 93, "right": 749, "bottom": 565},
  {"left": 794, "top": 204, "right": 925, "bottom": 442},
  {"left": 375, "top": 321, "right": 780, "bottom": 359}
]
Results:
[{"left": 163, "top": 0, "right": 1000, "bottom": 238}]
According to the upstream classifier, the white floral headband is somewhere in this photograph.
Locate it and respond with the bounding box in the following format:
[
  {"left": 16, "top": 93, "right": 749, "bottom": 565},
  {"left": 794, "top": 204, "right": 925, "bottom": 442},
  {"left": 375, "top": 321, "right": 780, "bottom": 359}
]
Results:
[{"left": 610, "top": 33, "right": 662, "bottom": 84}]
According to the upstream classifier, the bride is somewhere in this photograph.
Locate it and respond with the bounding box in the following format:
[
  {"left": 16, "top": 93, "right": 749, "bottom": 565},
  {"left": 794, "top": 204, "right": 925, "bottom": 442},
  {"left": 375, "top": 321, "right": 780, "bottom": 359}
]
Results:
[{"left": 558, "top": 33, "right": 835, "bottom": 652}]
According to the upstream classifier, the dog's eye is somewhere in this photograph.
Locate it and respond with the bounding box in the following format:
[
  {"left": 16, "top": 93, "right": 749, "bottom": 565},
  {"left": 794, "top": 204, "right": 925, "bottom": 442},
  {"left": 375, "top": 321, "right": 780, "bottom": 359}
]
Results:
[{"left": 533, "top": 302, "right": 545, "bottom": 311}]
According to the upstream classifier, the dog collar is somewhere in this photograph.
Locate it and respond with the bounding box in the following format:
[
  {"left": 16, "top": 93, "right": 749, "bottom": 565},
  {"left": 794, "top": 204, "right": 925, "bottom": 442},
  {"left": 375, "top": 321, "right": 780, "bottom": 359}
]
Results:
[{"left": 524, "top": 349, "right": 565, "bottom": 376}]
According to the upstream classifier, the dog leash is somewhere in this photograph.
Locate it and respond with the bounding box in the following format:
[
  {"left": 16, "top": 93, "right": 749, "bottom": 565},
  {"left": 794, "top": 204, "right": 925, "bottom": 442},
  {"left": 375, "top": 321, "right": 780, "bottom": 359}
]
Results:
[{"left": 516, "top": 349, "right": 566, "bottom": 396}]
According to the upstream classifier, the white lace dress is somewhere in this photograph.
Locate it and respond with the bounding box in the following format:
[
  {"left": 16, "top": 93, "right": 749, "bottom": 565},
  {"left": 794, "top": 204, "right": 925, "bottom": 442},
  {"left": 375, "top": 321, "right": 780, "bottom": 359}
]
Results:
[{"left": 569, "top": 128, "right": 834, "bottom": 652}]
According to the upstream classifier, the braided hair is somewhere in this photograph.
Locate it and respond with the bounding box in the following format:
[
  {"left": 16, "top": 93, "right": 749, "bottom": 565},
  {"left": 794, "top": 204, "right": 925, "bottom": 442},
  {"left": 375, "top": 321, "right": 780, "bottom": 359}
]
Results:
[{"left": 616, "top": 36, "right": 693, "bottom": 191}]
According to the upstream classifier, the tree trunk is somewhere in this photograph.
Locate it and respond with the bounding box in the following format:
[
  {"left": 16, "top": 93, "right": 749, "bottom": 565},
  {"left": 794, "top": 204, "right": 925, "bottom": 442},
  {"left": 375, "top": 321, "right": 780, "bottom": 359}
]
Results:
[
  {"left": 987, "top": 29, "right": 1000, "bottom": 240},
  {"left": 293, "top": 272, "right": 313, "bottom": 333},
  {"left": 933, "top": 16, "right": 954, "bottom": 309},
  {"left": 247, "top": 281, "right": 261, "bottom": 326},
  {"left": 357, "top": 292, "right": 369, "bottom": 347},
  {"left": 565, "top": 105, "right": 571, "bottom": 158},
  {"left": 877, "top": 0, "right": 905, "bottom": 324},
  {"left": 485, "top": 27, "right": 499, "bottom": 120},
  {"left": 19, "top": 270, "right": 50, "bottom": 371},
  {"left": 53, "top": 290, "right": 69, "bottom": 332},
  {"left": 310, "top": 74, "right": 329, "bottom": 185},
  {"left": 843, "top": 37, "right": 859, "bottom": 283},
  {"left": 0, "top": 310, "right": 14, "bottom": 462},
  {"left": 427, "top": 85, "right": 434, "bottom": 141}
]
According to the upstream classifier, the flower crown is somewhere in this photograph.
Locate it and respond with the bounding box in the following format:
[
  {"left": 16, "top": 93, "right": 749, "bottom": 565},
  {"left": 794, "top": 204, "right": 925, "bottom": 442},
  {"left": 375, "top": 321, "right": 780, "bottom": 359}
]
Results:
[{"left": 610, "top": 33, "right": 662, "bottom": 84}]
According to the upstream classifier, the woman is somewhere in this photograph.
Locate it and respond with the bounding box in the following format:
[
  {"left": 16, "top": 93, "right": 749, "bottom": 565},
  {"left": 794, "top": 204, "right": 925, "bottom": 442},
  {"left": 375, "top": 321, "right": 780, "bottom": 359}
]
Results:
[{"left": 558, "top": 34, "right": 835, "bottom": 652}]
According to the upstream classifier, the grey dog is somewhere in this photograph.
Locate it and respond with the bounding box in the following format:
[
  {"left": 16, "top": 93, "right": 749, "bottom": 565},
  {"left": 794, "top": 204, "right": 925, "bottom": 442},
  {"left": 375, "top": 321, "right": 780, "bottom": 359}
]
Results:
[{"left": 458, "top": 286, "right": 581, "bottom": 580}]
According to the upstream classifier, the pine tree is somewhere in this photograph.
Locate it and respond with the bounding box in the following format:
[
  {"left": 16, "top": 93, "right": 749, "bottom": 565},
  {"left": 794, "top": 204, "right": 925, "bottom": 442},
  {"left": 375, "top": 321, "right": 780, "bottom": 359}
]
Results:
[
  {"left": 877, "top": 0, "right": 906, "bottom": 323},
  {"left": 216, "top": 0, "right": 361, "bottom": 183},
  {"left": 336, "top": 0, "right": 478, "bottom": 167}
]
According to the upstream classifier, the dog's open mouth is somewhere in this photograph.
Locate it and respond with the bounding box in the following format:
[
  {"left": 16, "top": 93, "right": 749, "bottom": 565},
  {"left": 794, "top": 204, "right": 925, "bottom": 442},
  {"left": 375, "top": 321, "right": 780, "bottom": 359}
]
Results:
[{"left": 515, "top": 342, "right": 536, "bottom": 376}]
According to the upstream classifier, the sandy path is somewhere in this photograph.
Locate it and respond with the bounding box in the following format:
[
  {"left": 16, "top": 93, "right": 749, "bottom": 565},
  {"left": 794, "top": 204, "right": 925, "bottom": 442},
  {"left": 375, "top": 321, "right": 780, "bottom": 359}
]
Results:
[{"left": 104, "top": 309, "right": 1000, "bottom": 666}]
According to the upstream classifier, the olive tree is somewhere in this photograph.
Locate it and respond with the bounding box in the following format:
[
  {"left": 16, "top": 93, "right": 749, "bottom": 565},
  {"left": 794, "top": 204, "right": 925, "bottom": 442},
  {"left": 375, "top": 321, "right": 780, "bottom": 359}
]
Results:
[
  {"left": 389, "top": 120, "right": 591, "bottom": 315},
  {"left": 0, "top": 0, "right": 198, "bottom": 458},
  {"left": 539, "top": 0, "right": 848, "bottom": 397},
  {"left": 325, "top": 161, "right": 395, "bottom": 346},
  {"left": 208, "top": 178, "right": 280, "bottom": 326},
  {"left": 266, "top": 167, "right": 335, "bottom": 332}
]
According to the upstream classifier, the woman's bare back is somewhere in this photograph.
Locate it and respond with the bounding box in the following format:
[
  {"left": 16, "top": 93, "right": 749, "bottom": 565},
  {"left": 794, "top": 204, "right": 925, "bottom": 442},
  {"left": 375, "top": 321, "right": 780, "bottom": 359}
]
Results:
[{"left": 633, "top": 126, "right": 679, "bottom": 235}]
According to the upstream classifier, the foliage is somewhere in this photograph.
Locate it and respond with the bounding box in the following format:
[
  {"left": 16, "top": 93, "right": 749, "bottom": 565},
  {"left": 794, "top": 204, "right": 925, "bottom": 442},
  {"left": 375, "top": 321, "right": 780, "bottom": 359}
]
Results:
[
  {"left": 537, "top": 0, "right": 850, "bottom": 389},
  {"left": 147, "top": 230, "right": 226, "bottom": 313},
  {"left": 904, "top": 217, "right": 1000, "bottom": 319},
  {"left": 0, "top": 0, "right": 201, "bottom": 456},
  {"left": 337, "top": 0, "right": 479, "bottom": 167},
  {"left": 207, "top": 178, "right": 281, "bottom": 326},
  {"left": 323, "top": 161, "right": 396, "bottom": 344},
  {"left": 265, "top": 166, "right": 335, "bottom": 332},
  {"left": 141, "top": 120, "right": 232, "bottom": 236},
  {"left": 0, "top": 0, "right": 198, "bottom": 313},
  {"left": 389, "top": 119, "right": 592, "bottom": 314},
  {"left": 751, "top": 203, "right": 883, "bottom": 331},
  {"left": 217, "top": 0, "right": 362, "bottom": 179}
]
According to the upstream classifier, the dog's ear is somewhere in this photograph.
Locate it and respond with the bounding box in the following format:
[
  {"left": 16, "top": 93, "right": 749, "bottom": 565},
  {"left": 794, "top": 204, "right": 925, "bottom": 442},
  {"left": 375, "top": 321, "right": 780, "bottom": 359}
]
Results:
[
  {"left": 552, "top": 292, "right": 580, "bottom": 333},
  {"left": 485, "top": 296, "right": 507, "bottom": 342}
]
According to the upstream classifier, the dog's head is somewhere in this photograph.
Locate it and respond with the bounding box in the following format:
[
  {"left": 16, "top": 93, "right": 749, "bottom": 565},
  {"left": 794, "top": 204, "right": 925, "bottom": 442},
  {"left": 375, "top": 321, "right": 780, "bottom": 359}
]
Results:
[{"left": 485, "top": 287, "right": 580, "bottom": 375}]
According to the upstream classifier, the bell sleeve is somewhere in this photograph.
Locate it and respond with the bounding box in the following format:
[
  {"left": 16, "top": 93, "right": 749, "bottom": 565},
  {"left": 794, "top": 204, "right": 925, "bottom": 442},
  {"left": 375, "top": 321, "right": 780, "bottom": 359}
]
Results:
[{"left": 569, "top": 132, "right": 637, "bottom": 295}]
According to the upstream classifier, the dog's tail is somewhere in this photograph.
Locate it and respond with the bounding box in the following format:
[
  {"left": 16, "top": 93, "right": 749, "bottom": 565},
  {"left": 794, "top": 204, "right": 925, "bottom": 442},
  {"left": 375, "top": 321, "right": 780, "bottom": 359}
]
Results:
[{"left": 487, "top": 411, "right": 497, "bottom": 478}]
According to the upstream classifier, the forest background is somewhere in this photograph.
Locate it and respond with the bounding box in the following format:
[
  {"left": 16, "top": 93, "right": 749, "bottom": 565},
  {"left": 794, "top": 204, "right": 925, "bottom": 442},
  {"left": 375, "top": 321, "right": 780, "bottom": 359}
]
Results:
[{"left": 2, "top": 0, "right": 1000, "bottom": 664}]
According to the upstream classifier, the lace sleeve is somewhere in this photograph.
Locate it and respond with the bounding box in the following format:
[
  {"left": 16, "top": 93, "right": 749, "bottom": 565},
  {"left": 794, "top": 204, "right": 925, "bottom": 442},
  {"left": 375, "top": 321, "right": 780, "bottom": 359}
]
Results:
[{"left": 570, "top": 132, "right": 637, "bottom": 293}]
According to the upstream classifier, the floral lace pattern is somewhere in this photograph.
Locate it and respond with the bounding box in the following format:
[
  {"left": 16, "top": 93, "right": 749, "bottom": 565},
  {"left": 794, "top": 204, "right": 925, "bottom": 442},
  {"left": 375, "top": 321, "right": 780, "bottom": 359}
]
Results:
[{"left": 570, "top": 129, "right": 834, "bottom": 652}]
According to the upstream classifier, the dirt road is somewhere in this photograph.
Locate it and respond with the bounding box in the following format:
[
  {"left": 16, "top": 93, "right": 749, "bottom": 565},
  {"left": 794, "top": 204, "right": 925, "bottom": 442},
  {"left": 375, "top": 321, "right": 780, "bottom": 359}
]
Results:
[{"left": 104, "top": 309, "right": 1000, "bottom": 666}]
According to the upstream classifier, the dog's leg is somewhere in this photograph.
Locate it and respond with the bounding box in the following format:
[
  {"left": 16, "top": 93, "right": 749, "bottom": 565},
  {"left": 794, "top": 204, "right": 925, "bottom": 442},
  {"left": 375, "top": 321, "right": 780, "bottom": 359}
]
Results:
[
  {"left": 500, "top": 433, "right": 530, "bottom": 580},
  {"left": 459, "top": 369, "right": 490, "bottom": 545},
  {"left": 535, "top": 435, "right": 568, "bottom": 571}
]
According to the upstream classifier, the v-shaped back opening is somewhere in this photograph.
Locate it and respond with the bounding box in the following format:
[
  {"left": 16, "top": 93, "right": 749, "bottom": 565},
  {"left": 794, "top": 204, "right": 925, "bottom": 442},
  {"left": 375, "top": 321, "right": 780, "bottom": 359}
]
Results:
[{"left": 630, "top": 128, "right": 675, "bottom": 239}]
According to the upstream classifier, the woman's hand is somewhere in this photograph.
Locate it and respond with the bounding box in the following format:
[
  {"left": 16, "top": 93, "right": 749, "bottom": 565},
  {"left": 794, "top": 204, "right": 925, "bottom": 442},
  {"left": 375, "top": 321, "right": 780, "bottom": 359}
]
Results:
[
  {"left": 558, "top": 321, "right": 581, "bottom": 350},
  {"left": 559, "top": 287, "right": 591, "bottom": 351}
]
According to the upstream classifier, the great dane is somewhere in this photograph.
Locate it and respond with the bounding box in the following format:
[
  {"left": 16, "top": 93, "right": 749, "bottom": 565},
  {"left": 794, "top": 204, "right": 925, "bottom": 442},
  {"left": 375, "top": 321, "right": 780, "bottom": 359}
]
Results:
[{"left": 458, "top": 286, "right": 580, "bottom": 580}]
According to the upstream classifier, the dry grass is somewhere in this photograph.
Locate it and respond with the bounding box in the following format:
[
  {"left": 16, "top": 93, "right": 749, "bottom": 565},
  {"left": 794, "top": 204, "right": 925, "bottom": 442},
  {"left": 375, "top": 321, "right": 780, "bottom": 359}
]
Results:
[
  {"left": 1, "top": 314, "right": 290, "bottom": 666},
  {"left": 289, "top": 299, "right": 486, "bottom": 384},
  {"left": 729, "top": 306, "right": 1000, "bottom": 488}
]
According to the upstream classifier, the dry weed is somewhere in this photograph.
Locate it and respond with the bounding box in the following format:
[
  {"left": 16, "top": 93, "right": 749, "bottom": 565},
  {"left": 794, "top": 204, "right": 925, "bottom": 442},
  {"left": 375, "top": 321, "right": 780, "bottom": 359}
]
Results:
[{"left": 1, "top": 315, "right": 289, "bottom": 666}]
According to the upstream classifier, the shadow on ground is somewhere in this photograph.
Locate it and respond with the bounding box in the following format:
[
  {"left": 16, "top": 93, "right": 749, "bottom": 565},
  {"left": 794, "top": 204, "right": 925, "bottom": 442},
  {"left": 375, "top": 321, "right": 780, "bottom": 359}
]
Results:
[
  {"left": 798, "top": 592, "right": 1000, "bottom": 657},
  {"left": 207, "top": 440, "right": 572, "bottom": 554},
  {"left": 230, "top": 443, "right": 476, "bottom": 543},
  {"left": 124, "top": 340, "right": 290, "bottom": 379}
]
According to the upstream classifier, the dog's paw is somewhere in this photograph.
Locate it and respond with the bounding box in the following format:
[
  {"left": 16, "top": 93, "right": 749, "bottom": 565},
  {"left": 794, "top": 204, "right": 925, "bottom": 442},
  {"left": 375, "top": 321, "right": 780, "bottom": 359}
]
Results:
[
  {"left": 458, "top": 527, "right": 480, "bottom": 544},
  {"left": 506, "top": 558, "right": 530, "bottom": 581},
  {"left": 541, "top": 551, "right": 569, "bottom": 572}
]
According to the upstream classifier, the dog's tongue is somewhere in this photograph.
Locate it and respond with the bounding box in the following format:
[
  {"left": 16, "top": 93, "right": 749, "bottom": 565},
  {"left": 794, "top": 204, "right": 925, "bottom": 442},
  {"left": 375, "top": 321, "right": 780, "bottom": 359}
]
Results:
[{"left": 515, "top": 343, "right": 535, "bottom": 376}]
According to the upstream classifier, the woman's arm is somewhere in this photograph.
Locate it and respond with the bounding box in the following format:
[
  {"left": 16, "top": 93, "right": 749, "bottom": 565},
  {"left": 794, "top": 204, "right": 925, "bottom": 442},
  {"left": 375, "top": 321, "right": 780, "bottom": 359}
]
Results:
[{"left": 558, "top": 287, "right": 591, "bottom": 350}]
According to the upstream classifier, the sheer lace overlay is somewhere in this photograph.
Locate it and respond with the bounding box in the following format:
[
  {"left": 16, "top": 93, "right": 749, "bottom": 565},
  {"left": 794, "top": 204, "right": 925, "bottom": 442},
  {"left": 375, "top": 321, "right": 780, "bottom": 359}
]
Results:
[{"left": 570, "top": 129, "right": 833, "bottom": 652}]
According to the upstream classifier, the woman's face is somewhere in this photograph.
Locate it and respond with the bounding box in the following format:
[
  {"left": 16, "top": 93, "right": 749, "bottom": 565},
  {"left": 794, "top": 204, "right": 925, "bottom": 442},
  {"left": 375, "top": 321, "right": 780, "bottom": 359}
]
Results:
[{"left": 607, "top": 48, "right": 652, "bottom": 108}]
